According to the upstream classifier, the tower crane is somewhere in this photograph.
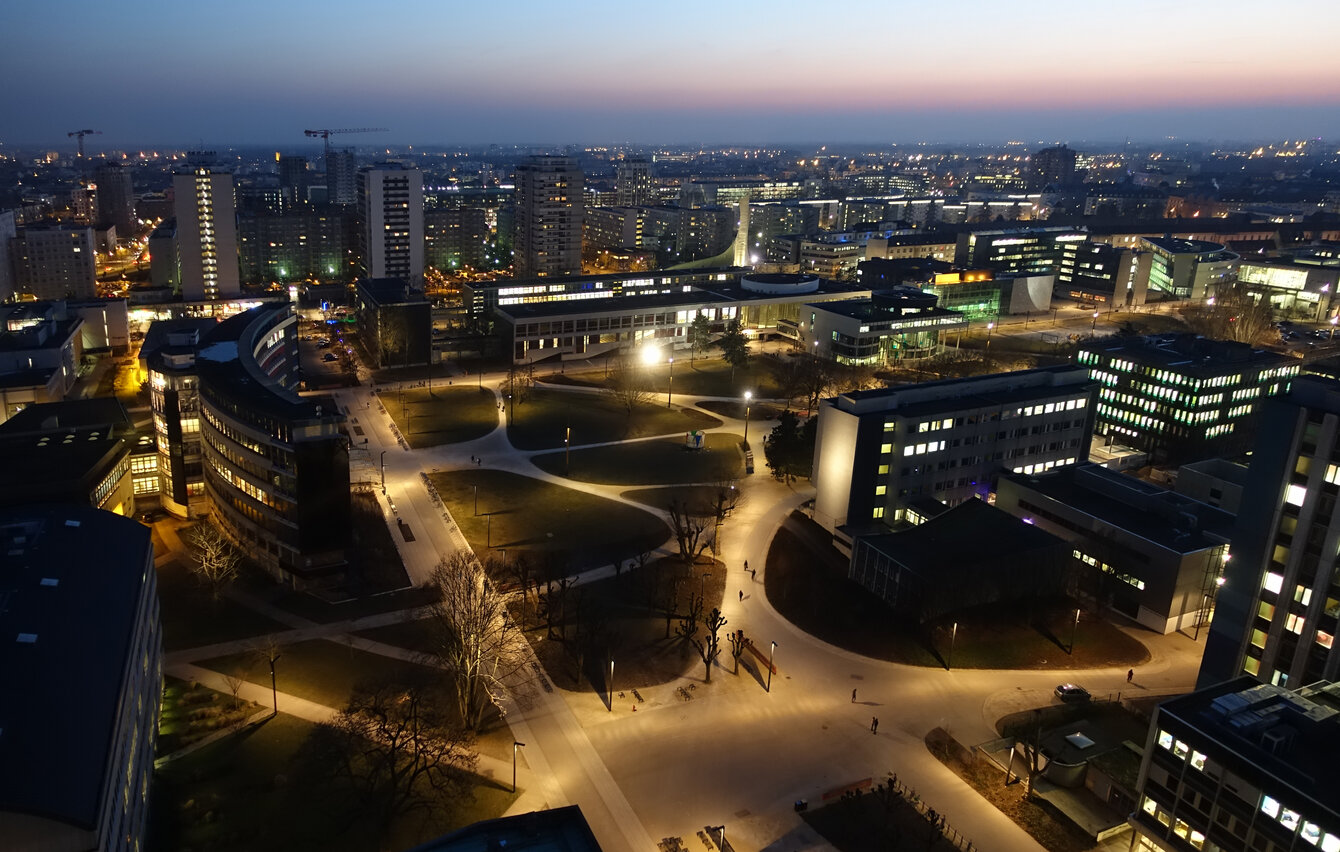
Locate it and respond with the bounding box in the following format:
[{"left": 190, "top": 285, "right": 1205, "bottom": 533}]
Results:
[
  {"left": 67, "top": 129, "right": 102, "bottom": 158},
  {"left": 303, "top": 128, "right": 389, "bottom": 162}
]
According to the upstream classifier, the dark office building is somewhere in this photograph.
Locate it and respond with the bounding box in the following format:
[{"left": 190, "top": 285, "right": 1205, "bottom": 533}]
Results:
[
  {"left": 1028, "top": 144, "right": 1078, "bottom": 189},
  {"left": 355, "top": 277, "right": 431, "bottom": 368},
  {"left": 956, "top": 226, "right": 1087, "bottom": 275},
  {"left": 94, "top": 162, "right": 136, "bottom": 237},
  {"left": 236, "top": 207, "right": 356, "bottom": 285}
]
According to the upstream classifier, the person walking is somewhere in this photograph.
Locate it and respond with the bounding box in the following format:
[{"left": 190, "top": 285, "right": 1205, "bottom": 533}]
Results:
[
  {"left": 871, "top": 717, "right": 879, "bottom": 734},
  {"left": 744, "top": 560, "right": 749, "bottom": 572},
  {"left": 1127, "top": 668, "right": 1134, "bottom": 683},
  {"left": 851, "top": 688, "right": 857, "bottom": 703},
  {"left": 738, "top": 590, "right": 743, "bottom": 602}
]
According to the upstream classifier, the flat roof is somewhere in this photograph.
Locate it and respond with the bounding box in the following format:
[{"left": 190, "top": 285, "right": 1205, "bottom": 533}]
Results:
[
  {"left": 498, "top": 280, "right": 867, "bottom": 321},
  {"left": 0, "top": 506, "right": 154, "bottom": 829},
  {"left": 860, "top": 498, "right": 1065, "bottom": 573},
  {"left": 1080, "top": 334, "right": 1294, "bottom": 375},
  {"left": 1159, "top": 677, "right": 1340, "bottom": 815},
  {"left": 836, "top": 365, "right": 1092, "bottom": 413},
  {"left": 1000, "top": 463, "right": 1234, "bottom": 553}
]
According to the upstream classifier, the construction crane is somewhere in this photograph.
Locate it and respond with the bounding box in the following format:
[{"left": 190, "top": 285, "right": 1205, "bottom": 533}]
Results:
[
  {"left": 67, "top": 129, "right": 102, "bottom": 158},
  {"left": 303, "top": 127, "right": 388, "bottom": 162}
]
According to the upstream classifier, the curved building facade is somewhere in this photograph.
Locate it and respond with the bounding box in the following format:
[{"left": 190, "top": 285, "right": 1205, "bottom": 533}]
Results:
[{"left": 196, "top": 305, "right": 349, "bottom": 586}]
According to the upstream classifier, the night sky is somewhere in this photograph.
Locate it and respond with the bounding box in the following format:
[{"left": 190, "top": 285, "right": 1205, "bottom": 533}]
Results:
[{"left": 6, "top": 0, "right": 1339, "bottom": 149}]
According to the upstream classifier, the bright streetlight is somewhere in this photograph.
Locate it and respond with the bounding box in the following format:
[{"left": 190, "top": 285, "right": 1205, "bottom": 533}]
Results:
[
  {"left": 1069, "top": 608, "right": 1081, "bottom": 654},
  {"left": 986, "top": 321, "right": 995, "bottom": 350},
  {"left": 948, "top": 621, "right": 958, "bottom": 671},
  {"left": 608, "top": 658, "right": 615, "bottom": 712},
  {"left": 667, "top": 357, "right": 674, "bottom": 408},
  {"left": 1091, "top": 310, "right": 1099, "bottom": 332},
  {"left": 380, "top": 450, "right": 387, "bottom": 491},
  {"left": 767, "top": 641, "right": 777, "bottom": 692}
]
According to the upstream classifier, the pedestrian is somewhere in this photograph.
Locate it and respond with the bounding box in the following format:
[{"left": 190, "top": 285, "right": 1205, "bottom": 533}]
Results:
[
  {"left": 1127, "top": 668, "right": 1134, "bottom": 683},
  {"left": 738, "top": 589, "right": 743, "bottom": 601},
  {"left": 852, "top": 688, "right": 857, "bottom": 703},
  {"left": 871, "top": 717, "right": 879, "bottom": 734},
  {"left": 751, "top": 567, "right": 757, "bottom": 581},
  {"left": 744, "top": 559, "right": 749, "bottom": 572}
]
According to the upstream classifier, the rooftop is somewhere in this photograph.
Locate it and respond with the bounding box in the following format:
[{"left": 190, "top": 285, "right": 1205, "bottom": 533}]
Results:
[
  {"left": 859, "top": 498, "right": 1065, "bottom": 574},
  {"left": 835, "top": 364, "right": 1094, "bottom": 415},
  {"left": 408, "top": 806, "right": 603, "bottom": 852},
  {"left": 1000, "top": 463, "right": 1234, "bottom": 553},
  {"left": 1080, "top": 334, "right": 1294, "bottom": 376},
  {"left": 1159, "top": 677, "right": 1340, "bottom": 816},
  {"left": 0, "top": 506, "right": 154, "bottom": 829}
]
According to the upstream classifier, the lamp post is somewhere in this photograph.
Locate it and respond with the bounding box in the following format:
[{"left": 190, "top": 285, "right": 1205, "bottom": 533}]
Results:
[
  {"left": 986, "top": 321, "right": 994, "bottom": 350},
  {"left": 512, "top": 741, "right": 525, "bottom": 793},
  {"left": 565, "top": 425, "right": 571, "bottom": 475},
  {"left": 1069, "top": 608, "right": 1081, "bottom": 654},
  {"left": 473, "top": 484, "right": 478, "bottom": 516},
  {"left": 380, "top": 450, "right": 387, "bottom": 491},
  {"left": 742, "top": 391, "right": 753, "bottom": 446},
  {"left": 486, "top": 513, "right": 492, "bottom": 548},
  {"left": 608, "top": 658, "right": 615, "bottom": 712},
  {"left": 1091, "top": 310, "right": 1099, "bottom": 332},
  {"left": 667, "top": 357, "right": 674, "bottom": 408},
  {"left": 767, "top": 640, "right": 776, "bottom": 692},
  {"left": 1052, "top": 307, "right": 1059, "bottom": 326},
  {"left": 268, "top": 649, "right": 281, "bottom": 716},
  {"left": 948, "top": 621, "right": 958, "bottom": 671}
]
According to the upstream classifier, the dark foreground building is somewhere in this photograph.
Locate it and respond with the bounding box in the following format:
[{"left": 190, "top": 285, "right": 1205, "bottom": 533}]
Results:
[{"left": 0, "top": 506, "right": 161, "bottom": 852}]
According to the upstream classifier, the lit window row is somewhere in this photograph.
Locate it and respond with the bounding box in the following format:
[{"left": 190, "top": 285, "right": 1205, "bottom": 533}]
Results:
[
  {"left": 1260, "top": 795, "right": 1335, "bottom": 850},
  {"left": 1017, "top": 457, "right": 1076, "bottom": 475},
  {"left": 903, "top": 440, "right": 945, "bottom": 457}
]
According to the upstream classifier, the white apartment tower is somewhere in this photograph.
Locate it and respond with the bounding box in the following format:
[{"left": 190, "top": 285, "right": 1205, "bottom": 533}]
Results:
[
  {"left": 515, "top": 155, "right": 583, "bottom": 278},
  {"left": 357, "top": 163, "right": 424, "bottom": 283},
  {"left": 615, "top": 158, "right": 655, "bottom": 207},
  {"left": 173, "top": 167, "right": 240, "bottom": 301}
]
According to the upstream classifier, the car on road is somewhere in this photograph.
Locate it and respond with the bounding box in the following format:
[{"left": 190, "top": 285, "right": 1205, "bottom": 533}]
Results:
[
  {"left": 1055, "top": 683, "right": 1090, "bottom": 703},
  {"left": 322, "top": 352, "right": 338, "bottom": 362}
]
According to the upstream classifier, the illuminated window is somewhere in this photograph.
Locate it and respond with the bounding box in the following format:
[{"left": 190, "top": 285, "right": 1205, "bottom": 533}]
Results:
[
  {"left": 1190, "top": 751, "right": 1207, "bottom": 771},
  {"left": 1251, "top": 628, "right": 1268, "bottom": 649},
  {"left": 1317, "top": 631, "right": 1333, "bottom": 650},
  {"left": 1244, "top": 656, "right": 1261, "bottom": 676},
  {"left": 1264, "top": 572, "right": 1284, "bottom": 594},
  {"left": 1286, "top": 613, "right": 1306, "bottom": 634},
  {"left": 1173, "top": 740, "right": 1189, "bottom": 759},
  {"left": 1158, "top": 730, "right": 1174, "bottom": 750},
  {"left": 1286, "top": 484, "right": 1308, "bottom": 506},
  {"left": 1262, "top": 796, "right": 1281, "bottom": 819},
  {"left": 877, "top": 464, "right": 889, "bottom": 475},
  {"left": 872, "top": 507, "right": 884, "bottom": 519},
  {"left": 875, "top": 486, "right": 886, "bottom": 496}
]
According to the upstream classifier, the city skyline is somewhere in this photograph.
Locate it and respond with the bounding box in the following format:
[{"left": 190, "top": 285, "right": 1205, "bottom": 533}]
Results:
[{"left": 6, "top": 0, "right": 1340, "bottom": 149}]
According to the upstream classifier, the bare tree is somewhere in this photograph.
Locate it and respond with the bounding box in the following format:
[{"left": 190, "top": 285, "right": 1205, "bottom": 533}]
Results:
[
  {"left": 727, "top": 628, "right": 747, "bottom": 675},
  {"left": 708, "top": 482, "right": 742, "bottom": 555},
  {"left": 423, "top": 552, "right": 530, "bottom": 731},
  {"left": 188, "top": 519, "right": 241, "bottom": 600},
  {"left": 688, "top": 607, "right": 727, "bottom": 682},
  {"left": 676, "top": 592, "right": 703, "bottom": 645},
  {"left": 667, "top": 498, "right": 713, "bottom": 562},
  {"left": 606, "top": 358, "right": 653, "bottom": 414},
  {"left": 222, "top": 667, "right": 248, "bottom": 709},
  {"left": 506, "top": 552, "right": 535, "bottom": 629},
  {"left": 1180, "top": 286, "right": 1277, "bottom": 346},
  {"left": 539, "top": 575, "right": 574, "bottom": 641},
  {"left": 309, "top": 677, "right": 476, "bottom": 830}
]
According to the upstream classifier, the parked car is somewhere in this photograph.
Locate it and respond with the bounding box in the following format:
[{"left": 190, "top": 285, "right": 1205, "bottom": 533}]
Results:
[
  {"left": 1055, "top": 683, "right": 1091, "bottom": 703},
  {"left": 318, "top": 339, "right": 331, "bottom": 348},
  {"left": 322, "top": 352, "right": 338, "bottom": 362}
]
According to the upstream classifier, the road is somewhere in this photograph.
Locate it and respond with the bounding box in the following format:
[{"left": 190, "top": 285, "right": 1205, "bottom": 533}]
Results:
[{"left": 299, "top": 343, "right": 1204, "bottom": 852}]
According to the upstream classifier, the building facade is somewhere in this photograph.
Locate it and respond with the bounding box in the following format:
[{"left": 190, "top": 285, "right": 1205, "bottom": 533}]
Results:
[
  {"left": 1130, "top": 678, "right": 1340, "bottom": 852},
  {"left": 357, "top": 163, "right": 425, "bottom": 284},
  {"left": 996, "top": 464, "right": 1233, "bottom": 634},
  {"left": 1079, "top": 335, "right": 1297, "bottom": 464},
  {"left": 1200, "top": 377, "right": 1340, "bottom": 690},
  {"left": 196, "top": 305, "right": 350, "bottom": 586},
  {"left": 94, "top": 163, "right": 136, "bottom": 237},
  {"left": 173, "top": 166, "right": 241, "bottom": 301},
  {"left": 1140, "top": 237, "right": 1239, "bottom": 301},
  {"left": 0, "top": 506, "right": 161, "bottom": 852},
  {"left": 812, "top": 365, "right": 1097, "bottom": 535},
  {"left": 12, "top": 224, "right": 98, "bottom": 300},
  {"left": 805, "top": 286, "right": 968, "bottom": 365},
  {"left": 355, "top": 278, "right": 431, "bottom": 368},
  {"left": 514, "top": 156, "right": 583, "bottom": 278}
]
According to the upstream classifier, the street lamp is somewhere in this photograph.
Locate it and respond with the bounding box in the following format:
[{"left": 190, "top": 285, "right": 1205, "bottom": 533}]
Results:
[
  {"left": 667, "top": 357, "right": 674, "bottom": 408},
  {"left": 608, "top": 658, "right": 615, "bottom": 712},
  {"left": 986, "top": 321, "right": 994, "bottom": 350},
  {"left": 1069, "top": 608, "right": 1081, "bottom": 654},
  {"left": 473, "top": 484, "right": 478, "bottom": 516},
  {"left": 948, "top": 621, "right": 958, "bottom": 671},
  {"left": 512, "top": 741, "right": 525, "bottom": 793},
  {"left": 268, "top": 648, "right": 281, "bottom": 716},
  {"left": 767, "top": 641, "right": 777, "bottom": 692},
  {"left": 380, "top": 450, "right": 387, "bottom": 491},
  {"left": 742, "top": 391, "right": 753, "bottom": 446},
  {"left": 1091, "top": 310, "right": 1099, "bottom": 332}
]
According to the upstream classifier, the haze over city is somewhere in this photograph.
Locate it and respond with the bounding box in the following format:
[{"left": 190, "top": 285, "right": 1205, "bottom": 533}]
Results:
[{"left": 7, "top": 0, "right": 1340, "bottom": 147}]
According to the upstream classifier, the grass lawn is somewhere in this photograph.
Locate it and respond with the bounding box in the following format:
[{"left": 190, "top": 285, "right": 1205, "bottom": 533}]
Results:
[
  {"left": 766, "top": 513, "right": 1150, "bottom": 669},
  {"left": 621, "top": 484, "right": 732, "bottom": 512},
  {"left": 801, "top": 777, "right": 966, "bottom": 852},
  {"left": 258, "top": 582, "right": 438, "bottom": 625},
  {"left": 506, "top": 387, "right": 719, "bottom": 451},
  {"left": 554, "top": 356, "right": 790, "bottom": 399},
  {"left": 156, "top": 558, "right": 289, "bottom": 652},
  {"left": 157, "top": 676, "right": 266, "bottom": 756},
  {"left": 355, "top": 617, "right": 438, "bottom": 656},
  {"left": 520, "top": 555, "right": 730, "bottom": 694},
  {"left": 429, "top": 469, "right": 669, "bottom": 568},
  {"left": 344, "top": 489, "right": 411, "bottom": 594},
  {"left": 150, "top": 714, "right": 515, "bottom": 852},
  {"left": 381, "top": 386, "right": 498, "bottom": 448},
  {"left": 695, "top": 399, "right": 786, "bottom": 421},
  {"left": 197, "top": 638, "right": 441, "bottom": 710},
  {"left": 531, "top": 431, "right": 744, "bottom": 485}
]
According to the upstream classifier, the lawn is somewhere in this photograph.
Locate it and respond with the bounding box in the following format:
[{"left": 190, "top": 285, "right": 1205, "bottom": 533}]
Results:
[
  {"left": 156, "top": 557, "right": 289, "bottom": 652},
  {"left": 553, "top": 356, "right": 790, "bottom": 400},
  {"left": 766, "top": 513, "right": 1150, "bottom": 669},
  {"left": 157, "top": 676, "right": 265, "bottom": 757},
  {"left": 258, "top": 582, "right": 438, "bottom": 626},
  {"left": 506, "top": 387, "right": 719, "bottom": 451},
  {"left": 530, "top": 431, "right": 744, "bottom": 485},
  {"left": 197, "top": 638, "right": 441, "bottom": 710},
  {"left": 150, "top": 714, "right": 515, "bottom": 852},
  {"left": 695, "top": 399, "right": 786, "bottom": 421},
  {"left": 381, "top": 385, "right": 498, "bottom": 448},
  {"left": 344, "top": 488, "right": 411, "bottom": 595},
  {"left": 621, "top": 484, "right": 733, "bottom": 512},
  {"left": 519, "top": 554, "right": 731, "bottom": 695},
  {"left": 429, "top": 469, "right": 670, "bottom": 568},
  {"left": 801, "top": 775, "right": 971, "bottom": 852}
]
